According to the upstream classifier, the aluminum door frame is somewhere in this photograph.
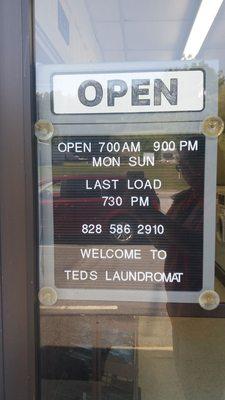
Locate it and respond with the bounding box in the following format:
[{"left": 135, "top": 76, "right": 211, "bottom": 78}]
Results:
[{"left": 0, "top": 0, "right": 37, "bottom": 399}]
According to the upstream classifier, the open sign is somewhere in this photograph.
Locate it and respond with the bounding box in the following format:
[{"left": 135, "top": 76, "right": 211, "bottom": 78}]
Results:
[
  {"left": 52, "top": 69, "right": 204, "bottom": 114},
  {"left": 37, "top": 62, "right": 218, "bottom": 308}
]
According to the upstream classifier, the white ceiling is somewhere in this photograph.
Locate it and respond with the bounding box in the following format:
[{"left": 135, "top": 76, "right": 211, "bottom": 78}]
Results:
[
  {"left": 36, "top": 0, "right": 225, "bottom": 72},
  {"left": 85, "top": 0, "right": 225, "bottom": 69}
]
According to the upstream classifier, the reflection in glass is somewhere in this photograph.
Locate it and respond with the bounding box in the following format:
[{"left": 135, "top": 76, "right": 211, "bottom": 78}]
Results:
[{"left": 35, "top": 1, "right": 225, "bottom": 399}]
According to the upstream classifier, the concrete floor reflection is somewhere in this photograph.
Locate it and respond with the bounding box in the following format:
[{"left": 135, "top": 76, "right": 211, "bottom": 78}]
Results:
[
  {"left": 40, "top": 300, "right": 225, "bottom": 400},
  {"left": 138, "top": 314, "right": 225, "bottom": 400}
]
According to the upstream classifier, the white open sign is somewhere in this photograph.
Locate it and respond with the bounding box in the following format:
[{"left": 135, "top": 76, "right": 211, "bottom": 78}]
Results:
[{"left": 52, "top": 70, "right": 204, "bottom": 115}]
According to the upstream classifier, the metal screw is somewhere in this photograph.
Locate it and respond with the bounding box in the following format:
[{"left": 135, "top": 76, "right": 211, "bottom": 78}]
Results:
[
  {"left": 199, "top": 290, "right": 220, "bottom": 310},
  {"left": 202, "top": 116, "right": 224, "bottom": 137},
  {"left": 38, "top": 287, "right": 58, "bottom": 306},
  {"left": 34, "top": 119, "right": 54, "bottom": 141}
]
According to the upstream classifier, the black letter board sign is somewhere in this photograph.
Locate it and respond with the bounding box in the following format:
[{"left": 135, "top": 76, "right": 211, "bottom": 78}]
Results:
[{"left": 36, "top": 61, "right": 219, "bottom": 307}]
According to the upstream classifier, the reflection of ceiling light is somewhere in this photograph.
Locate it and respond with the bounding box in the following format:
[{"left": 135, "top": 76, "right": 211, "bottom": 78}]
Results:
[{"left": 182, "top": 0, "right": 224, "bottom": 60}]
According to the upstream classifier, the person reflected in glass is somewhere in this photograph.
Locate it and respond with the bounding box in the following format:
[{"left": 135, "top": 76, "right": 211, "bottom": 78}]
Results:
[{"left": 134, "top": 135, "right": 204, "bottom": 293}]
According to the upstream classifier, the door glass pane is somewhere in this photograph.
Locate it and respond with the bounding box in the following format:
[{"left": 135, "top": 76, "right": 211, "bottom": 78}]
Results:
[{"left": 35, "top": 1, "right": 225, "bottom": 399}]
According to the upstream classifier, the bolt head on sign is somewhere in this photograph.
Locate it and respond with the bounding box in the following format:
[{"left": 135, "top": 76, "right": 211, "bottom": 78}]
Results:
[
  {"left": 202, "top": 116, "right": 224, "bottom": 137},
  {"left": 199, "top": 290, "right": 220, "bottom": 311},
  {"left": 35, "top": 119, "right": 54, "bottom": 141},
  {"left": 38, "top": 287, "right": 58, "bottom": 306}
]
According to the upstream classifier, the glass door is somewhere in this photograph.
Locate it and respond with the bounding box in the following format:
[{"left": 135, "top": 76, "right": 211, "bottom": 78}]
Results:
[{"left": 34, "top": 1, "right": 225, "bottom": 399}]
